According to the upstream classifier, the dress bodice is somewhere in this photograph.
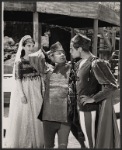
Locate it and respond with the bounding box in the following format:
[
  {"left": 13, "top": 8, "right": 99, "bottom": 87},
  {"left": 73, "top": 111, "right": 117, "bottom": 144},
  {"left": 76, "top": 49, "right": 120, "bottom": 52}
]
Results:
[{"left": 15, "top": 58, "right": 40, "bottom": 79}]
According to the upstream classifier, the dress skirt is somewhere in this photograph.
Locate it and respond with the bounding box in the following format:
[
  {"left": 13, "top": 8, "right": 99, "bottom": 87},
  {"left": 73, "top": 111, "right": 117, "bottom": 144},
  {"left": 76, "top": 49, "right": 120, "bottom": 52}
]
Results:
[{"left": 5, "top": 76, "right": 44, "bottom": 148}]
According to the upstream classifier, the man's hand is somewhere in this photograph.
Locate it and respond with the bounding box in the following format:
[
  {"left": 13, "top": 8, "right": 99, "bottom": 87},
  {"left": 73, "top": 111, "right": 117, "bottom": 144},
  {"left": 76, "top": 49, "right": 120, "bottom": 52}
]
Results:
[
  {"left": 21, "top": 95, "right": 27, "bottom": 104},
  {"left": 79, "top": 95, "right": 95, "bottom": 106}
]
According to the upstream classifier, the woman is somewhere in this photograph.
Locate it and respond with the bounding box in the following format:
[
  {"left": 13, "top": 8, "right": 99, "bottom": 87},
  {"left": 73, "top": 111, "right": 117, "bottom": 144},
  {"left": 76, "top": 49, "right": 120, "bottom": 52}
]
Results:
[
  {"left": 70, "top": 34, "right": 120, "bottom": 148},
  {"left": 5, "top": 35, "right": 44, "bottom": 148}
]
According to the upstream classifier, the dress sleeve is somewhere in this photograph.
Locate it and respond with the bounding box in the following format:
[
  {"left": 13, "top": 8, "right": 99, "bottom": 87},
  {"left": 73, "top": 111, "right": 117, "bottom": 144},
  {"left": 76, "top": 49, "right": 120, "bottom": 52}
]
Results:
[
  {"left": 15, "top": 61, "right": 23, "bottom": 79},
  {"left": 92, "top": 59, "right": 118, "bottom": 103},
  {"left": 29, "top": 49, "right": 47, "bottom": 74}
]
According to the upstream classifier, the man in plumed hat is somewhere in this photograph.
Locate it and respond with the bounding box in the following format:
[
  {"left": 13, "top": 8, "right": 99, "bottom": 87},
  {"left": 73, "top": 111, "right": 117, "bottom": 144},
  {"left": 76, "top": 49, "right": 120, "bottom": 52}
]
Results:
[
  {"left": 29, "top": 41, "right": 85, "bottom": 148},
  {"left": 70, "top": 33, "right": 120, "bottom": 148}
]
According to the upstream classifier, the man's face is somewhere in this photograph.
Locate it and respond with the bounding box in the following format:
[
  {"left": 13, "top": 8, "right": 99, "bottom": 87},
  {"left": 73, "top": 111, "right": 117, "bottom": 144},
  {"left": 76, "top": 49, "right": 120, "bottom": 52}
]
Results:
[
  {"left": 70, "top": 42, "right": 81, "bottom": 59},
  {"left": 50, "top": 50, "right": 66, "bottom": 64}
]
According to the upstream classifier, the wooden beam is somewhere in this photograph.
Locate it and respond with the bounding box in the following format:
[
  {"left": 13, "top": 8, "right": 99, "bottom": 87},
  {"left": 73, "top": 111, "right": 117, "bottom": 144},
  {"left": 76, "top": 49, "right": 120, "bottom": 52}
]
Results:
[
  {"left": 98, "top": 4, "right": 120, "bottom": 26},
  {"left": 92, "top": 19, "right": 98, "bottom": 56},
  {"left": 33, "top": 12, "right": 39, "bottom": 49},
  {"left": 4, "top": 2, "right": 35, "bottom": 12}
]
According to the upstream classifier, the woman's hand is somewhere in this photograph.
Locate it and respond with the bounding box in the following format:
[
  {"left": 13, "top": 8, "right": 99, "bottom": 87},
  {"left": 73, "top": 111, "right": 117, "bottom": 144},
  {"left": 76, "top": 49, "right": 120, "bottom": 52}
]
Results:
[
  {"left": 41, "top": 46, "right": 48, "bottom": 56},
  {"left": 21, "top": 95, "right": 27, "bottom": 104},
  {"left": 79, "top": 95, "right": 95, "bottom": 106}
]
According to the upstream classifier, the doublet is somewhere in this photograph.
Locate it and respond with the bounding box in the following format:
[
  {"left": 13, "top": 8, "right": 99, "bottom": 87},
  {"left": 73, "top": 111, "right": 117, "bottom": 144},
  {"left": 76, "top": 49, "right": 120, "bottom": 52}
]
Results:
[{"left": 42, "top": 63, "right": 71, "bottom": 123}]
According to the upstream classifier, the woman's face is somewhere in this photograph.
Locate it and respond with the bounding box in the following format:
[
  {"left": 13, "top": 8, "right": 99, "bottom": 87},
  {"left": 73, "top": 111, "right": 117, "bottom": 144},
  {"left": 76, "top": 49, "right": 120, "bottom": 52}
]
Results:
[{"left": 23, "top": 42, "right": 35, "bottom": 57}]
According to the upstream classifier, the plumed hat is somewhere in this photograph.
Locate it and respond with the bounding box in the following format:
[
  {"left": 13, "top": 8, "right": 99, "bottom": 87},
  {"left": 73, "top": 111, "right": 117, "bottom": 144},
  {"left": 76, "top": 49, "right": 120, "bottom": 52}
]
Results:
[
  {"left": 71, "top": 33, "right": 91, "bottom": 51},
  {"left": 47, "top": 41, "right": 64, "bottom": 55}
]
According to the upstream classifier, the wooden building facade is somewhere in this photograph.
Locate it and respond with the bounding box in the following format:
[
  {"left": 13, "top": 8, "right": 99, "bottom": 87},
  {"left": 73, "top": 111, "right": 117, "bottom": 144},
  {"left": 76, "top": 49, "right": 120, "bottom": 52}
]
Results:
[{"left": 3, "top": 1, "right": 120, "bottom": 54}]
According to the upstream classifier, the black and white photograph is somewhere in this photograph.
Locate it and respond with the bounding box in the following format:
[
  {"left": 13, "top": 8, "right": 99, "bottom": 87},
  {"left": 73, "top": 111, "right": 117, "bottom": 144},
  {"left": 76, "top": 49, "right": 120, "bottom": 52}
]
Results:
[{"left": 2, "top": 1, "right": 120, "bottom": 148}]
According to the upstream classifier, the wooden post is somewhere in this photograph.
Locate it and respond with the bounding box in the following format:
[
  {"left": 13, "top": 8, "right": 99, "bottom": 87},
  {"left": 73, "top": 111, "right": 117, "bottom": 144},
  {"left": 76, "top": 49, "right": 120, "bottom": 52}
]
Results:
[
  {"left": 38, "top": 23, "right": 42, "bottom": 49},
  {"left": 2, "top": 2, "right": 4, "bottom": 52},
  {"left": 92, "top": 19, "right": 98, "bottom": 56},
  {"left": 117, "top": 38, "right": 120, "bottom": 85},
  {"left": 112, "top": 28, "right": 116, "bottom": 52},
  {"left": 99, "top": 28, "right": 112, "bottom": 51},
  {"left": 71, "top": 28, "right": 75, "bottom": 38},
  {"left": 33, "top": 12, "right": 39, "bottom": 50},
  {"left": 99, "top": 35, "right": 104, "bottom": 59}
]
